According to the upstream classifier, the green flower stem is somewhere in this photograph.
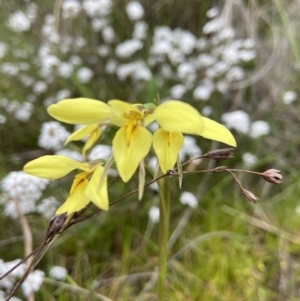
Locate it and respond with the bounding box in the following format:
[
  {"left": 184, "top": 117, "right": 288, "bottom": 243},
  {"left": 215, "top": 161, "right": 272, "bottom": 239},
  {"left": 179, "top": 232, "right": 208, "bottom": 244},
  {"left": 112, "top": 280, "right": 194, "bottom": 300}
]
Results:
[{"left": 157, "top": 176, "right": 171, "bottom": 301}]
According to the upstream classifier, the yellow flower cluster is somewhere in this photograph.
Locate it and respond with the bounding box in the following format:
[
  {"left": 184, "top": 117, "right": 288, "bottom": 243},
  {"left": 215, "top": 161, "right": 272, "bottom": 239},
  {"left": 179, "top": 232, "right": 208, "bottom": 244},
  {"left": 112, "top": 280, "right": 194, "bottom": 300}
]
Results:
[{"left": 24, "top": 98, "right": 236, "bottom": 215}]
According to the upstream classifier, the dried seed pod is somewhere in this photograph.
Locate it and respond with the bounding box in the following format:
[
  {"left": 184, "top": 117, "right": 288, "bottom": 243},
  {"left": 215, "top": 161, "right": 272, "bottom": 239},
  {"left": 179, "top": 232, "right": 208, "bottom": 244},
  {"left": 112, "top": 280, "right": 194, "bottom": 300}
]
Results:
[
  {"left": 243, "top": 189, "right": 259, "bottom": 203},
  {"left": 206, "top": 148, "right": 234, "bottom": 160},
  {"left": 262, "top": 169, "right": 282, "bottom": 184}
]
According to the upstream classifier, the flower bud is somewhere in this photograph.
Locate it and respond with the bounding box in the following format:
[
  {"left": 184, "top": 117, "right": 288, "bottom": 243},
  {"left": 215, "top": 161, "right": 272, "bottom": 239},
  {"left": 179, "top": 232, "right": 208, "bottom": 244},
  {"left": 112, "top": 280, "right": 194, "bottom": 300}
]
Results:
[
  {"left": 243, "top": 189, "right": 259, "bottom": 203},
  {"left": 206, "top": 148, "right": 234, "bottom": 160},
  {"left": 262, "top": 169, "right": 282, "bottom": 184}
]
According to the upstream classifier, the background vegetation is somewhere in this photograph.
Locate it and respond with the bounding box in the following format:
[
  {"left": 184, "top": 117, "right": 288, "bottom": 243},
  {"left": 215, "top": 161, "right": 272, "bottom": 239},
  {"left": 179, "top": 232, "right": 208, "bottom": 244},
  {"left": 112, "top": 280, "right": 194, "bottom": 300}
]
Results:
[{"left": 0, "top": 0, "right": 300, "bottom": 300}]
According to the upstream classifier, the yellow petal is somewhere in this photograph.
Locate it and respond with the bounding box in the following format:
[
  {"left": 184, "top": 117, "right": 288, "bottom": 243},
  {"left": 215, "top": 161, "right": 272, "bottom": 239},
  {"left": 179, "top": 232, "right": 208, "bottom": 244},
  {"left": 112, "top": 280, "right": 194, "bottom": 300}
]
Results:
[
  {"left": 24, "top": 155, "right": 93, "bottom": 179},
  {"left": 201, "top": 117, "right": 237, "bottom": 147},
  {"left": 113, "top": 125, "right": 152, "bottom": 182},
  {"left": 84, "top": 166, "right": 109, "bottom": 210},
  {"left": 47, "top": 98, "right": 111, "bottom": 124},
  {"left": 65, "top": 124, "right": 100, "bottom": 144},
  {"left": 82, "top": 127, "right": 102, "bottom": 156},
  {"left": 56, "top": 172, "right": 90, "bottom": 215},
  {"left": 153, "top": 129, "right": 184, "bottom": 173},
  {"left": 108, "top": 100, "right": 141, "bottom": 127},
  {"left": 154, "top": 101, "right": 204, "bottom": 135}
]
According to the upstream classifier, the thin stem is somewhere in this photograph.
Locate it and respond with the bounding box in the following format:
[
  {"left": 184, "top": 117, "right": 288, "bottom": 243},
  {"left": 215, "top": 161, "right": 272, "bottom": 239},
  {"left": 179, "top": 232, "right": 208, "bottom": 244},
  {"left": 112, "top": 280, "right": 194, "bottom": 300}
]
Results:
[{"left": 157, "top": 176, "right": 170, "bottom": 301}]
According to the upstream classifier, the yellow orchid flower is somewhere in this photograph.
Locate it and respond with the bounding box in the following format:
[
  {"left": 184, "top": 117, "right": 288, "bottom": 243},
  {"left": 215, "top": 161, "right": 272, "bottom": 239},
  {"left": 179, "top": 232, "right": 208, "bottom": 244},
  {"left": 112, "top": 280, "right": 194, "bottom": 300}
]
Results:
[
  {"left": 24, "top": 155, "right": 109, "bottom": 215},
  {"left": 152, "top": 100, "right": 236, "bottom": 173},
  {"left": 46, "top": 98, "right": 236, "bottom": 183}
]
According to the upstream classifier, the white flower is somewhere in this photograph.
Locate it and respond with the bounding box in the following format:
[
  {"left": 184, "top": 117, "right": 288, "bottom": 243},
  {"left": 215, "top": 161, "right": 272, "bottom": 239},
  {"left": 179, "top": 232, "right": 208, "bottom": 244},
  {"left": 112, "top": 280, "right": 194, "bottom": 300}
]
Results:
[
  {"left": 282, "top": 91, "right": 297, "bottom": 104},
  {"left": 180, "top": 191, "right": 198, "bottom": 208},
  {"left": 82, "top": 0, "right": 112, "bottom": 17},
  {"left": 62, "top": 0, "right": 81, "bottom": 18},
  {"left": 179, "top": 136, "right": 202, "bottom": 162},
  {"left": 133, "top": 21, "right": 148, "bottom": 39},
  {"left": 77, "top": 67, "right": 94, "bottom": 83},
  {"left": 21, "top": 270, "right": 45, "bottom": 297},
  {"left": 226, "top": 66, "right": 245, "bottom": 82},
  {"left": 116, "top": 61, "right": 151, "bottom": 81},
  {"left": 91, "top": 18, "right": 108, "bottom": 32},
  {"left": 218, "top": 27, "right": 235, "bottom": 40},
  {"left": 38, "top": 121, "right": 70, "bottom": 151},
  {"left": 197, "top": 54, "right": 216, "bottom": 68},
  {"left": 126, "top": 1, "right": 144, "bottom": 21},
  {"left": 221, "top": 110, "right": 251, "bottom": 134},
  {"left": 249, "top": 121, "right": 270, "bottom": 138},
  {"left": 206, "top": 7, "right": 219, "bottom": 18},
  {"left": 55, "top": 149, "right": 84, "bottom": 162},
  {"left": 97, "top": 45, "right": 109, "bottom": 57},
  {"left": 173, "top": 29, "right": 196, "bottom": 55},
  {"left": 148, "top": 156, "right": 158, "bottom": 172},
  {"left": 170, "top": 84, "right": 186, "bottom": 99},
  {"left": 196, "top": 37, "right": 208, "bottom": 50},
  {"left": 0, "top": 114, "right": 6, "bottom": 124},
  {"left": 33, "top": 81, "right": 47, "bottom": 94},
  {"left": 238, "top": 50, "right": 256, "bottom": 62},
  {"left": 102, "top": 26, "right": 115, "bottom": 43},
  {"left": 148, "top": 206, "right": 160, "bottom": 223},
  {"left": 49, "top": 266, "right": 67, "bottom": 280},
  {"left": 193, "top": 85, "right": 213, "bottom": 101},
  {"left": 6, "top": 11, "right": 31, "bottom": 32},
  {"left": 13, "top": 101, "right": 33, "bottom": 122},
  {"left": 56, "top": 89, "right": 71, "bottom": 101},
  {"left": 203, "top": 17, "right": 224, "bottom": 34},
  {"left": 242, "top": 153, "right": 258, "bottom": 167},
  {"left": 115, "top": 39, "right": 143, "bottom": 58},
  {"left": 69, "top": 55, "right": 82, "bottom": 65},
  {"left": 202, "top": 105, "right": 212, "bottom": 116},
  {"left": 36, "top": 197, "right": 60, "bottom": 219},
  {"left": 1, "top": 63, "right": 19, "bottom": 76},
  {"left": 177, "top": 62, "right": 196, "bottom": 82},
  {"left": 88, "top": 145, "right": 112, "bottom": 161},
  {"left": 105, "top": 59, "right": 117, "bottom": 74},
  {"left": 216, "top": 80, "right": 229, "bottom": 94}
]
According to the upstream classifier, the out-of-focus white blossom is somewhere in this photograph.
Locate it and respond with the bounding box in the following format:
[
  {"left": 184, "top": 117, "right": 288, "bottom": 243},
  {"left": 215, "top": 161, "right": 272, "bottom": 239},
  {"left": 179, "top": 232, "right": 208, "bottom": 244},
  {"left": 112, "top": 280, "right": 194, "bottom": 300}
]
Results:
[
  {"left": 91, "top": 18, "right": 108, "bottom": 32},
  {"left": 62, "top": 0, "right": 81, "bottom": 18},
  {"left": 13, "top": 102, "right": 33, "bottom": 122},
  {"left": 36, "top": 197, "right": 60, "bottom": 219},
  {"left": 1, "top": 63, "right": 19, "bottom": 76},
  {"left": 21, "top": 270, "right": 45, "bottom": 297},
  {"left": 56, "top": 89, "right": 71, "bottom": 101},
  {"left": 55, "top": 149, "right": 84, "bottom": 162},
  {"left": 133, "top": 21, "right": 148, "bottom": 39},
  {"left": 38, "top": 121, "right": 70, "bottom": 150},
  {"left": 249, "top": 120, "right": 270, "bottom": 138},
  {"left": 202, "top": 105, "right": 213, "bottom": 116},
  {"left": 82, "top": 0, "right": 112, "bottom": 17},
  {"left": 179, "top": 136, "right": 202, "bottom": 162},
  {"left": 102, "top": 26, "right": 115, "bottom": 43},
  {"left": 126, "top": 1, "right": 144, "bottom": 21},
  {"left": 203, "top": 16, "right": 224, "bottom": 34},
  {"left": 197, "top": 54, "right": 216, "bottom": 68},
  {"left": 226, "top": 66, "right": 245, "bottom": 81},
  {"left": 88, "top": 145, "right": 112, "bottom": 161},
  {"left": 69, "top": 55, "right": 82, "bottom": 66},
  {"left": 242, "top": 153, "right": 258, "bottom": 167},
  {"left": 216, "top": 80, "right": 229, "bottom": 94},
  {"left": 282, "top": 91, "right": 297, "bottom": 104},
  {"left": 206, "top": 7, "right": 219, "bottom": 18},
  {"left": 177, "top": 62, "right": 196, "bottom": 83},
  {"left": 180, "top": 191, "right": 198, "bottom": 208},
  {"left": 33, "top": 81, "right": 47, "bottom": 94},
  {"left": 238, "top": 49, "right": 256, "bottom": 61},
  {"left": 0, "top": 259, "right": 27, "bottom": 289},
  {"left": 6, "top": 11, "right": 31, "bottom": 32},
  {"left": 117, "top": 61, "right": 151, "bottom": 81},
  {"left": 193, "top": 84, "right": 213, "bottom": 101},
  {"left": 115, "top": 39, "right": 143, "bottom": 58},
  {"left": 97, "top": 45, "right": 109, "bottom": 57},
  {"left": 105, "top": 59, "right": 117, "bottom": 74},
  {"left": 147, "top": 156, "right": 158, "bottom": 172},
  {"left": 148, "top": 206, "right": 160, "bottom": 223},
  {"left": 0, "top": 114, "right": 6, "bottom": 124},
  {"left": 170, "top": 84, "right": 186, "bottom": 99},
  {"left": 77, "top": 67, "right": 94, "bottom": 83},
  {"left": 221, "top": 110, "right": 251, "bottom": 134},
  {"left": 49, "top": 266, "right": 68, "bottom": 280}
]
